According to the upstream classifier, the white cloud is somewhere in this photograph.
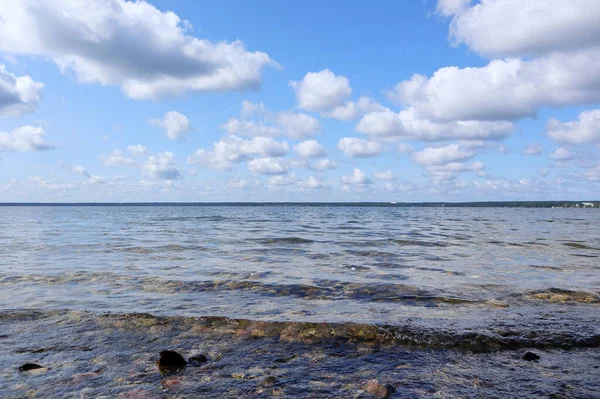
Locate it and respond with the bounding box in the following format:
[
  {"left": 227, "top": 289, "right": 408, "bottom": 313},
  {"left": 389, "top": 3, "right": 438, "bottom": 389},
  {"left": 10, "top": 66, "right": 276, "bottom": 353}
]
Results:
[
  {"left": 436, "top": 0, "right": 471, "bottom": 17},
  {"left": 337, "top": 137, "right": 383, "bottom": 158},
  {"left": 150, "top": 111, "right": 193, "bottom": 140},
  {"left": 72, "top": 165, "right": 90, "bottom": 178},
  {"left": 293, "top": 140, "right": 326, "bottom": 158},
  {"left": 356, "top": 108, "right": 514, "bottom": 141},
  {"left": 388, "top": 50, "right": 600, "bottom": 123},
  {"left": 247, "top": 157, "right": 289, "bottom": 175},
  {"left": 228, "top": 179, "right": 248, "bottom": 189},
  {"left": 547, "top": 109, "right": 600, "bottom": 145},
  {"left": 411, "top": 142, "right": 484, "bottom": 166},
  {"left": 127, "top": 144, "right": 149, "bottom": 156},
  {"left": 290, "top": 69, "right": 351, "bottom": 112},
  {"left": 397, "top": 143, "right": 414, "bottom": 153},
  {"left": 240, "top": 100, "right": 266, "bottom": 118},
  {"left": 523, "top": 142, "right": 544, "bottom": 156},
  {"left": 309, "top": 159, "right": 338, "bottom": 170},
  {"left": 0, "top": 0, "right": 277, "bottom": 100},
  {"left": 102, "top": 150, "right": 135, "bottom": 167},
  {"left": 324, "top": 97, "right": 385, "bottom": 121},
  {"left": 0, "top": 126, "right": 53, "bottom": 152},
  {"left": 341, "top": 168, "right": 372, "bottom": 184},
  {"left": 300, "top": 176, "right": 325, "bottom": 189},
  {"left": 143, "top": 151, "right": 182, "bottom": 179},
  {"left": 269, "top": 174, "right": 296, "bottom": 186},
  {"left": 189, "top": 136, "right": 289, "bottom": 170},
  {"left": 373, "top": 170, "right": 396, "bottom": 181},
  {"left": 427, "top": 161, "right": 486, "bottom": 182},
  {"left": 0, "top": 65, "right": 43, "bottom": 116},
  {"left": 220, "top": 118, "right": 281, "bottom": 138},
  {"left": 275, "top": 111, "right": 321, "bottom": 139},
  {"left": 440, "top": 0, "right": 600, "bottom": 58},
  {"left": 549, "top": 147, "right": 575, "bottom": 161}
]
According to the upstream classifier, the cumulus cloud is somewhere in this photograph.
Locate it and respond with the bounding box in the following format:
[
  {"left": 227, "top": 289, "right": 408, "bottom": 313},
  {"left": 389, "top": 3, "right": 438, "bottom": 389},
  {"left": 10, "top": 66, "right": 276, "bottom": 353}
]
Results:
[
  {"left": 143, "top": 151, "right": 182, "bottom": 179},
  {"left": 547, "top": 109, "right": 600, "bottom": 145},
  {"left": 0, "top": 126, "right": 53, "bottom": 152},
  {"left": 390, "top": 51, "right": 600, "bottom": 123},
  {"left": 0, "top": 0, "right": 277, "bottom": 100},
  {"left": 275, "top": 111, "right": 321, "bottom": 139},
  {"left": 427, "top": 161, "right": 487, "bottom": 182},
  {"left": 220, "top": 118, "right": 281, "bottom": 138},
  {"left": 549, "top": 147, "right": 575, "bottom": 161},
  {"left": 188, "top": 136, "right": 289, "bottom": 171},
  {"left": 373, "top": 170, "right": 396, "bottom": 181},
  {"left": 0, "top": 65, "right": 43, "bottom": 116},
  {"left": 247, "top": 157, "right": 289, "bottom": 175},
  {"left": 127, "top": 144, "right": 149, "bottom": 156},
  {"left": 293, "top": 140, "right": 326, "bottom": 158},
  {"left": 102, "top": 150, "right": 135, "bottom": 167},
  {"left": 290, "top": 69, "right": 351, "bottom": 112},
  {"left": 523, "top": 142, "right": 544, "bottom": 156},
  {"left": 300, "top": 176, "right": 325, "bottom": 189},
  {"left": 356, "top": 108, "right": 514, "bottom": 141},
  {"left": 439, "top": 0, "right": 600, "bottom": 58},
  {"left": 240, "top": 100, "right": 266, "bottom": 118},
  {"left": 268, "top": 174, "right": 296, "bottom": 186},
  {"left": 324, "top": 97, "right": 385, "bottom": 121},
  {"left": 72, "top": 165, "right": 91, "bottom": 178},
  {"left": 397, "top": 143, "right": 414, "bottom": 153},
  {"left": 309, "top": 159, "right": 338, "bottom": 170},
  {"left": 150, "top": 111, "right": 193, "bottom": 140},
  {"left": 337, "top": 137, "right": 383, "bottom": 158},
  {"left": 341, "top": 168, "right": 372, "bottom": 184},
  {"left": 411, "top": 142, "right": 484, "bottom": 166}
]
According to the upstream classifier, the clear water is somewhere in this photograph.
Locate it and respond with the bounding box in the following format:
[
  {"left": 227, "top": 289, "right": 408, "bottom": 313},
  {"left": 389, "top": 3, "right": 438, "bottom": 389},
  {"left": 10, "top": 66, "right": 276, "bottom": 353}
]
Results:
[{"left": 1, "top": 205, "right": 600, "bottom": 398}]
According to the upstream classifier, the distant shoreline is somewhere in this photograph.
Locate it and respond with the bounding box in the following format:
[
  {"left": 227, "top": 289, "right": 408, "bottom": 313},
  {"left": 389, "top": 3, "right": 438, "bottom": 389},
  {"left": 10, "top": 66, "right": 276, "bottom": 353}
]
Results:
[{"left": 0, "top": 201, "right": 598, "bottom": 208}]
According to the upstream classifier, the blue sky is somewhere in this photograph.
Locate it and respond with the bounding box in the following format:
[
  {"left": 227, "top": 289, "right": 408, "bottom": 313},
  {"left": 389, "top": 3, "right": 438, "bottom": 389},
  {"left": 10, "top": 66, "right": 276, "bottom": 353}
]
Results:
[{"left": 1, "top": 0, "right": 599, "bottom": 202}]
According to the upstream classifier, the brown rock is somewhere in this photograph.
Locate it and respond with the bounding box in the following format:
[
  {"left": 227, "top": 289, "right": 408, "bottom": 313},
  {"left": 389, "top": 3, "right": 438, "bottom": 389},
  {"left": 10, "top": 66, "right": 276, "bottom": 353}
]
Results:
[{"left": 365, "top": 379, "right": 395, "bottom": 398}]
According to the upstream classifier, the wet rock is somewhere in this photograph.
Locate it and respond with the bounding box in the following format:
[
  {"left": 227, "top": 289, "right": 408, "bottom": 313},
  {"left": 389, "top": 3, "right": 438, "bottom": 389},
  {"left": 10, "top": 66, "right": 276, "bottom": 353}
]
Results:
[
  {"left": 259, "top": 376, "right": 278, "bottom": 386},
  {"left": 365, "top": 380, "right": 395, "bottom": 398},
  {"left": 188, "top": 354, "right": 208, "bottom": 366},
  {"left": 19, "top": 363, "right": 44, "bottom": 371},
  {"left": 157, "top": 350, "right": 187, "bottom": 371},
  {"left": 522, "top": 351, "right": 540, "bottom": 361}
]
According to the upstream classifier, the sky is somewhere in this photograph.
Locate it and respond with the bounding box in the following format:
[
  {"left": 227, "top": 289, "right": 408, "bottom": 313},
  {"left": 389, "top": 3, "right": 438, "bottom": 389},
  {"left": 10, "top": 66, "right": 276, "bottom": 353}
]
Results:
[{"left": 1, "top": 0, "right": 599, "bottom": 202}]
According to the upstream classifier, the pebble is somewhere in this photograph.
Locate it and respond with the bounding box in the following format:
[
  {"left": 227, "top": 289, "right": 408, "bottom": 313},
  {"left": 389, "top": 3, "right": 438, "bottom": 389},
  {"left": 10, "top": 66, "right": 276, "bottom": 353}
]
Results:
[
  {"left": 19, "top": 363, "right": 44, "bottom": 371},
  {"left": 157, "top": 351, "right": 187, "bottom": 371},
  {"left": 522, "top": 351, "right": 541, "bottom": 361},
  {"left": 188, "top": 354, "right": 208, "bottom": 366},
  {"left": 365, "top": 380, "right": 395, "bottom": 398}
]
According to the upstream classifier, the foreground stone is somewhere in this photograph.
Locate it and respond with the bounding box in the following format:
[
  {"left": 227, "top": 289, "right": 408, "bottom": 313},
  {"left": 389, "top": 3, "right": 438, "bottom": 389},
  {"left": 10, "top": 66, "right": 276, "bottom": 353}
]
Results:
[
  {"left": 19, "top": 363, "right": 44, "bottom": 371},
  {"left": 365, "top": 379, "right": 395, "bottom": 398},
  {"left": 157, "top": 351, "right": 187, "bottom": 371}
]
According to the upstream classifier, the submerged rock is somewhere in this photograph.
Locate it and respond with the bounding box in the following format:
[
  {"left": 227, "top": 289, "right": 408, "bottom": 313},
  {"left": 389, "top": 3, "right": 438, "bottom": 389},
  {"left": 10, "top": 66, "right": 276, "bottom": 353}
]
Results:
[
  {"left": 522, "top": 351, "right": 541, "bottom": 361},
  {"left": 365, "top": 380, "right": 395, "bottom": 398},
  {"left": 19, "top": 363, "right": 44, "bottom": 371},
  {"left": 157, "top": 350, "right": 187, "bottom": 371},
  {"left": 188, "top": 354, "right": 208, "bottom": 366}
]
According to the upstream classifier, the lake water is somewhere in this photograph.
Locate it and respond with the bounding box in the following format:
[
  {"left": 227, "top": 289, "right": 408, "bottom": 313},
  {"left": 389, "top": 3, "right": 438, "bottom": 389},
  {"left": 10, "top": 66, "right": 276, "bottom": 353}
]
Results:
[{"left": 1, "top": 205, "right": 599, "bottom": 397}]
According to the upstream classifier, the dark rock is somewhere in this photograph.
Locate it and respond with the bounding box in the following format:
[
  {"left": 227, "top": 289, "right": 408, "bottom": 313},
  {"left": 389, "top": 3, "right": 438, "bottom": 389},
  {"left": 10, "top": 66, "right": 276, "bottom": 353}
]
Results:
[
  {"left": 19, "top": 363, "right": 44, "bottom": 371},
  {"left": 157, "top": 351, "right": 187, "bottom": 371},
  {"left": 188, "top": 354, "right": 208, "bottom": 366},
  {"left": 365, "top": 380, "right": 395, "bottom": 398},
  {"left": 522, "top": 351, "right": 541, "bottom": 361}
]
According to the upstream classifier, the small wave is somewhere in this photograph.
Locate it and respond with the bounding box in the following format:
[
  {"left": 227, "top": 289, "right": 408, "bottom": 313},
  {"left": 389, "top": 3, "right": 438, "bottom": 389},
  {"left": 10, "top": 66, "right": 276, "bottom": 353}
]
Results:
[{"left": 255, "top": 237, "right": 316, "bottom": 244}]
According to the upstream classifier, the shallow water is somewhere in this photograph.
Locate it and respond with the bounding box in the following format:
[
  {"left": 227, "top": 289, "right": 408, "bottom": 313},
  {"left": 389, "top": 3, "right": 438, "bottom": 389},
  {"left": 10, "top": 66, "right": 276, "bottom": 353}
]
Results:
[{"left": 1, "top": 205, "right": 599, "bottom": 397}]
